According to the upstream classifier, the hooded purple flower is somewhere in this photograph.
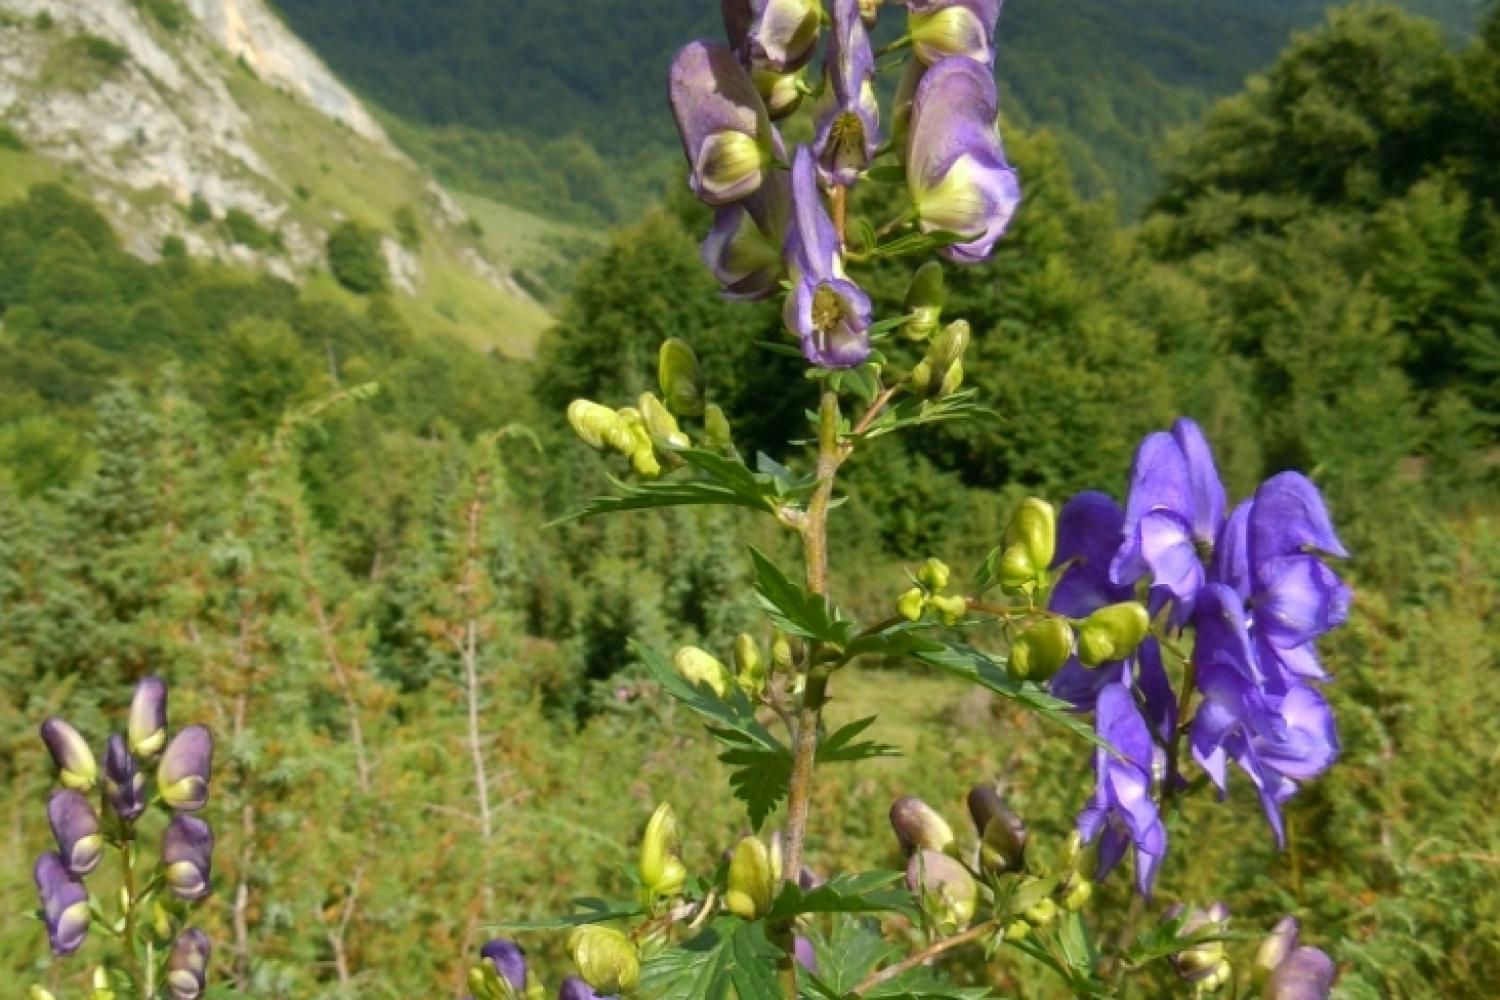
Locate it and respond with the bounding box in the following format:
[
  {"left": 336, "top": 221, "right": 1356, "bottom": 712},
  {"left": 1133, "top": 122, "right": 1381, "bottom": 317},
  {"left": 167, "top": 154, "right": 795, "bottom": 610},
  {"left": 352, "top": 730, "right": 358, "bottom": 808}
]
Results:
[
  {"left": 813, "top": 0, "right": 881, "bottom": 187},
  {"left": 701, "top": 168, "right": 790, "bottom": 300},
  {"left": 904, "top": 56, "right": 1020, "bottom": 264},
  {"left": 162, "top": 814, "right": 214, "bottom": 901},
  {"left": 906, "top": 0, "right": 1002, "bottom": 67},
  {"left": 47, "top": 790, "right": 103, "bottom": 878},
  {"left": 1110, "top": 417, "right": 1227, "bottom": 621},
  {"left": 782, "top": 146, "right": 872, "bottom": 367},
  {"left": 722, "top": 0, "right": 822, "bottom": 72},
  {"left": 559, "top": 977, "right": 614, "bottom": 1000},
  {"left": 165, "top": 927, "right": 211, "bottom": 1000},
  {"left": 1266, "top": 946, "right": 1337, "bottom": 1000},
  {"left": 481, "top": 939, "right": 527, "bottom": 990},
  {"left": 669, "top": 40, "right": 777, "bottom": 206},
  {"left": 41, "top": 718, "right": 97, "bottom": 792},
  {"left": 105, "top": 733, "right": 147, "bottom": 822},
  {"left": 158, "top": 724, "right": 213, "bottom": 812},
  {"left": 34, "top": 852, "right": 89, "bottom": 955},
  {"left": 1078, "top": 683, "right": 1166, "bottom": 896},
  {"left": 128, "top": 675, "right": 168, "bottom": 759}
]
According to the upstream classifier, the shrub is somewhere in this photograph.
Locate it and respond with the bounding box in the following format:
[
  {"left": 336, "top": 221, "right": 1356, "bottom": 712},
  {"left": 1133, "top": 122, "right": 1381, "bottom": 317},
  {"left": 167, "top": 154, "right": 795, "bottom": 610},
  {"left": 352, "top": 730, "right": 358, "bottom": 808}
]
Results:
[{"left": 326, "top": 220, "right": 388, "bottom": 294}]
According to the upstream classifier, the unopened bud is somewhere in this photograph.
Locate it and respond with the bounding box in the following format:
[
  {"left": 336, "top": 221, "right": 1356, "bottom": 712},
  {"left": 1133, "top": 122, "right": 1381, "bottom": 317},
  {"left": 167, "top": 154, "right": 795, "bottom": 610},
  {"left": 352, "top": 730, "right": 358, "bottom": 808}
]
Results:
[
  {"left": 906, "top": 849, "right": 977, "bottom": 934},
  {"left": 673, "top": 646, "right": 732, "bottom": 698},
  {"left": 1166, "top": 903, "right": 1231, "bottom": 983},
  {"left": 31, "top": 987, "right": 58, "bottom": 1000},
  {"left": 468, "top": 963, "right": 512, "bottom": 1000},
  {"left": 733, "top": 633, "right": 766, "bottom": 696},
  {"left": 889, "top": 796, "right": 955, "bottom": 856},
  {"left": 704, "top": 403, "right": 734, "bottom": 454},
  {"left": 725, "top": 836, "right": 777, "bottom": 920},
  {"left": 1008, "top": 618, "right": 1074, "bottom": 682},
  {"left": 90, "top": 967, "right": 115, "bottom": 1000},
  {"left": 1003, "top": 919, "right": 1030, "bottom": 942},
  {"left": 916, "top": 557, "right": 950, "bottom": 591},
  {"left": 629, "top": 446, "right": 662, "bottom": 478},
  {"left": 1077, "top": 602, "right": 1151, "bottom": 667},
  {"left": 41, "top": 719, "right": 98, "bottom": 792},
  {"left": 1256, "top": 917, "right": 1301, "bottom": 982},
  {"left": 1265, "top": 946, "right": 1336, "bottom": 1000},
  {"left": 929, "top": 594, "right": 967, "bottom": 625},
  {"left": 1060, "top": 876, "right": 1093, "bottom": 912},
  {"left": 1024, "top": 897, "right": 1059, "bottom": 927},
  {"left": 1198, "top": 959, "right": 1232, "bottom": 993},
  {"left": 910, "top": 320, "right": 969, "bottom": 399},
  {"left": 658, "top": 339, "right": 705, "bottom": 418},
  {"left": 771, "top": 631, "right": 798, "bottom": 671},
  {"left": 639, "top": 803, "right": 687, "bottom": 899},
  {"left": 753, "top": 66, "right": 805, "bottom": 119},
  {"left": 566, "top": 400, "right": 621, "bottom": 452},
  {"left": 897, "top": 587, "right": 926, "bottom": 622},
  {"left": 567, "top": 926, "right": 640, "bottom": 995},
  {"left": 902, "top": 262, "right": 945, "bottom": 341},
  {"left": 998, "top": 499, "right": 1056, "bottom": 594},
  {"left": 639, "top": 392, "right": 689, "bottom": 449},
  {"left": 967, "top": 786, "right": 1027, "bottom": 875}
]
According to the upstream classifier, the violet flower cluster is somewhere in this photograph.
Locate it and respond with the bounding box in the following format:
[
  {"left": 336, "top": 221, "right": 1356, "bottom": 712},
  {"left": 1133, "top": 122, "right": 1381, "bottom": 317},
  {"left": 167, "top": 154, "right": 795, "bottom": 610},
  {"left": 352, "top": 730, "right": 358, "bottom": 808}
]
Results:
[
  {"left": 670, "top": 0, "right": 1020, "bottom": 368},
  {"left": 34, "top": 677, "right": 216, "bottom": 1000},
  {"left": 1047, "top": 419, "right": 1348, "bottom": 895}
]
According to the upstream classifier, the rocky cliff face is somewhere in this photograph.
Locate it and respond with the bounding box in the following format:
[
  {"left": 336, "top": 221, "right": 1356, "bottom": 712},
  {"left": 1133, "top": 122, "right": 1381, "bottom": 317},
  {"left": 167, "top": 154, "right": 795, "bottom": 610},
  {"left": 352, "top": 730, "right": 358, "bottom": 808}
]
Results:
[{"left": 0, "top": 0, "right": 529, "bottom": 316}]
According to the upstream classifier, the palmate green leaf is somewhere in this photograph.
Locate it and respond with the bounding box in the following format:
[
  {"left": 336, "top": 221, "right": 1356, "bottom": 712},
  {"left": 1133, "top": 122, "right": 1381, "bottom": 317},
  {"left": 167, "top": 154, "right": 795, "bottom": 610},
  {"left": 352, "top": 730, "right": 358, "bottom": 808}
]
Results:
[
  {"left": 488, "top": 897, "right": 642, "bottom": 931},
  {"left": 808, "top": 916, "right": 902, "bottom": 995},
  {"left": 748, "top": 546, "right": 852, "bottom": 645},
  {"left": 769, "top": 871, "right": 912, "bottom": 921},
  {"left": 914, "top": 644, "right": 1110, "bottom": 751},
  {"left": 717, "top": 735, "right": 794, "bottom": 830},
  {"left": 639, "top": 918, "right": 784, "bottom": 1000},
  {"left": 816, "top": 716, "right": 901, "bottom": 765}
]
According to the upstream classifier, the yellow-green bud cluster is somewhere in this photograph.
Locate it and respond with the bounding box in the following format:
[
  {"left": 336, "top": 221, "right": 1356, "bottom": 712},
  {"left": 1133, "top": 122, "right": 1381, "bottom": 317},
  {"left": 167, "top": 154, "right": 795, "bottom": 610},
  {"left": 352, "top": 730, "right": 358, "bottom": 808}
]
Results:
[
  {"left": 567, "top": 926, "right": 640, "bottom": 995},
  {"left": 1007, "top": 617, "right": 1074, "bottom": 682},
  {"left": 639, "top": 802, "right": 688, "bottom": 901},
  {"left": 566, "top": 399, "right": 662, "bottom": 478},
  {"left": 897, "top": 557, "right": 966, "bottom": 624},
  {"left": 910, "top": 320, "right": 969, "bottom": 399},
  {"left": 902, "top": 262, "right": 945, "bottom": 342},
  {"left": 1076, "top": 602, "right": 1150, "bottom": 667},
  {"left": 997, "top": 499, "right": 1056, "bottom": 597}
]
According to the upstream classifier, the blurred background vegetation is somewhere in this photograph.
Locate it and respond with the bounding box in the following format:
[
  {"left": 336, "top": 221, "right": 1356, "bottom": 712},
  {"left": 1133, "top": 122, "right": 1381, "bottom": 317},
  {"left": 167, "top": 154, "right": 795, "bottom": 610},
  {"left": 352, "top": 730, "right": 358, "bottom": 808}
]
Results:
[{"left": 2, "top": 1, "right": 1498, "bottom": 998}]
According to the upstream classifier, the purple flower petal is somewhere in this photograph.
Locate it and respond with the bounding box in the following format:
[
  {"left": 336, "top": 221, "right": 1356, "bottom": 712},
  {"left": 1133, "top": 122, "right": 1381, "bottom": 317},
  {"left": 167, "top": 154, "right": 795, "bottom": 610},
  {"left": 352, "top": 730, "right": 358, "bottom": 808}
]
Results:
[
  {"left": 1250, "top": 472, "right": 1348, "bottom": 563},
  {"left": 701, "top": 168, "right": 790, "bottom": 300},
  {"left": 158, "top": 725, "right": 213, "bottom": 812},
  {"left": 1266, "top": 946, "right": 1337, "bottom": 1000},
  {"left": 1171, "top": 418, "right": 1226, "bottom": 546},
  {"left": 907, "top": 0, "right": 1002, "bottom": 67},
  {"left": 782, "top": 147, "right": 871, "bottom": 367},
  {"left": 669, "top": 40, "right": 774, "bottom": 206},
  {"left": 814, "top": 0, "right": 881, "bottom": 187},
  {"left": 482, "top": 939, "right": 527, "bottom": 989},
  {"left": 34, "top": 852, "right": 89, "bottom": 955},
  {"left": 105, "top": 733, "right": 147, "bottom": 822},
  {"left": 162, "top": 814, "right": 214, "bottom": 901},
  {"left": 47, "top": 789, "right": 103, "bottom": 878}
]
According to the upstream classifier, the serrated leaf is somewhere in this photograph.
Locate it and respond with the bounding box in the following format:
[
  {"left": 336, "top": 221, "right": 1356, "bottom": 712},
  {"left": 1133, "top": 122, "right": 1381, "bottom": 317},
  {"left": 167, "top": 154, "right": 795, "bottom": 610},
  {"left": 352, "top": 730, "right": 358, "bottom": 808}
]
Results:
[
  {"left": 810, "top": 916, "right": 902, "bottom": 995},
  {"left": 769, "top": 871, "right": 912, "bottom": 921},
  {"left": 636, "top": 642, "right": 782, "bottom": 752},
  {"left": 639, "top": 918, "right": 784, "bottom": 1000},
  {"left": 748, "top": 546, "right": 850, "bottom": 644},
  {"left": 816, "top": 716, "right": 901, "bottom": 765},
  {"left": 718, "top": 738, "right": 793, "bottom": 830}
]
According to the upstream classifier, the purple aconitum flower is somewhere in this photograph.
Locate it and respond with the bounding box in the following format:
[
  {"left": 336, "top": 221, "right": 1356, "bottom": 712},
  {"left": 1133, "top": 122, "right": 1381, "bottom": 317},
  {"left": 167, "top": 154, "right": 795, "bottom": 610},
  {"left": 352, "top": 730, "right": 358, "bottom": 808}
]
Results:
[
  {"left": 165, "top": 928, "right": 211, "bottom": 1000},
  {"left": 34, "top": 852, "right": 89, "bottom": 955},
  {"left": 794, "top": 935, "right": 818, "bottom": 972},
  {"left": 481, "top": 939, "right": 527, "bottom": 990},
  {"left": 1078, "top": 683, "right": 1167, "bottom": 896},
  {"left": 906, "top": 0, "right": 1002, "bottom": 68},
  {"left": 559, "top": 976, "right": 614, "bottom": 1000},
  {"left": 669, "top": 40, "right": 778, "bottom": 206},
  {"left": 1266, "top": 946, "right": 1337, "bottom": 1000},
  {"left": 783, "top": 146, "right": 872, "bottom": 367},
  {"left": 104, "top": 733, "right": 147, "bottom": 822},
  {"left": 162, "top": 814, "right": 215, "bottom": 901},
  {"left": 722, "top": 0, "right": 822, "bottom": 72},
  {"left": 701, "top": 169, "right": 790, "bottom": 300},
  {"left": 813, "top": 0, "right": 881, "bottom": 187},
  {"left": 158, "top": 724, "right": 213, "bottom": 812},
  {"left": 128, "top": 675, "right": 168, "bottom": 759},
  {"left": 904, "top": 56, "right": 1020, "bottom": 264},
  {"left": 1110, "top": 417, "right": 1227, "bottom": 621},
  {"left": 41, "top": 718, "right": 97, "bottom": 792},
  {"left": 47, "top": 790, "right": 103, "bottom": 878}
]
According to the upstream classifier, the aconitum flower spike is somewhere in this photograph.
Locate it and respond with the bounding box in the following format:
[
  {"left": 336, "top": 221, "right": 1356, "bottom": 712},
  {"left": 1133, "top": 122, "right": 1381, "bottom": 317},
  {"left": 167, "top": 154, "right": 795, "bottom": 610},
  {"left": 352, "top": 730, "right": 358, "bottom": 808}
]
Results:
[
  {"left": 669, "top": 40, "right": 777, "bottom": 206},
  {"left": 41, "top": 718, "right": 97, "bottom": 792},
  {"left": 481, "top": 939, "right": 527, "bottom": 990},
  {"left": 701, "top": 168, "right": 790, "bottom": 300},
  {"left": 34, "top": 852, "right": 89, "bottom": 955},
  {"left": 558, "top": 977, "right": 612, "bottom": 1000},
  {"left": 165, "top": 928, "right": 211, "bottom": 1000},
  {"left": 162, "top": 814, "right": 215, "bottom": 901},
  {"left": 1266, "top": 946, "right": 1337, "bottom": 1000},
  {"left": 814, "top": 0, "right": 881, "bottom": 187},
  {"left": 128, "top": 675, "right": 168, "bottom": 759},
  {"left": 104, "top": 733, "right": 147, "bottom": 822},
  {"left": 782, "top": 146, "right": 872, "bottom": 367},
  {"left": 906, "top": 0, "right": 1002, "bottom": 67},
  {"left": 904, "top": 56, "right": 1020, "bottom": 264},
  {"left": 47, "top": 790, "right": 103, "bottom": 878},
  {"left": 1078, "top": 683, "right": 1166, "bottom": 896},
  {"left": 158, "top": 725, "right": 213, "bottom": 812}
]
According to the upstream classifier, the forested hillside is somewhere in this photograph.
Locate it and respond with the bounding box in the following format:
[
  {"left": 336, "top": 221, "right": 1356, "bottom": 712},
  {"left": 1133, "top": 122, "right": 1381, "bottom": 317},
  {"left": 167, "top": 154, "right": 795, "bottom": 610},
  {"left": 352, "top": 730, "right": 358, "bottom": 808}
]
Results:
[{"left": 273, "top": 0, "right": 1484, "bottom": 215}]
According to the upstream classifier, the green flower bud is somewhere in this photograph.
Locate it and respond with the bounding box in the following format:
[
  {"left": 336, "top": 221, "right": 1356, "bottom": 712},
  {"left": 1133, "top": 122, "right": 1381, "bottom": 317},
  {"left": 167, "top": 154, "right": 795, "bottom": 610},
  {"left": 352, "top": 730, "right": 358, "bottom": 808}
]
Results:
[
  {"left": 906, "top": 849, "right": 977, "bottom": 935},
  {"left": 889, "top": 795, "right": 956, "bottom": 856},
  {"left": 639, "top": 803, "right": 688, "bottom": 899},
  {"left": 897, "top": 587, "right": 927, "bottom": 623},
  {"left": 1198, "top": 959, "right": 1232, "bottom": 993},
  {"left": 31, "top": 987, "right": 58, "bottom": 1000},
  {"left": 704, "top": 403, "right": 734, "bottom": 454},
  {"left": 909, "top": 320, "right": 969, "bottom": 399},
  {"left": 566, "top": 400, "right": 622, "bottom": 452},
  {"left": 999, "top": 498, "right": 1056, "bottom": 594},
  {"left": 658, "top": 339, "right": 705, "bottom": 418},
  {"left": 902, "top": 262, "right": 945, "bottom": 342},
  {"left": 929, "top": 594, "right": 967, "bottom": 625},
  {"left": 468, "top": 962, "right": 516, "bottom": 1000},
  {"left": 1024, "top": 897, "right": 1058, "bottom": 928},
  {"left": 629, "top": 446, "right": 662, "bottom": 479},
  {"left": 771, "top": 631, "right": 798, "bottom": 671},
  {"left": 638, "top": 392, "right": 690, "bottom": 449},
  {"left": 725, "top": 836, "right": 777, "bottom": 920},
  {"left": 1061, "top": 876, "right": 1093, "bottom": 912},
  {"left": 1008, "top": 618, "right": 1074, "bottom": 682},
  {"left": 732, "top": 633, "right": 766, "bottom": 697},
  {"left": 567, "top": 926, "right": 640, "bottom": 995},
  {"left": 605, "top": 407, "right": 646, "bottom": 456},
  {"left": 90, "top": 967, "right": 115, "bottom": 1000},
  {"left": 673, "top": 646, "right": 732, "bottom": 698},
  {"left": 1077, "top": 602, "right": 1151, "bottom": 667},
  {"left": 967, "top": 786, "right": 1027, "bottom": 875},
  {"left": 940, "top": 360, "right": 965, "bottom": 397},
  {"left": 1003, "top": 919, "right": 1031, "bottom": 942},
  {"left": 752, "top": 66, "right": 805, "bottom": 119},
  {"left": 916, "top": 557, "right": 950, "bottom": 591},
  {"left": 1167, "top": 903, "right": 1231, "bottom": 984}
]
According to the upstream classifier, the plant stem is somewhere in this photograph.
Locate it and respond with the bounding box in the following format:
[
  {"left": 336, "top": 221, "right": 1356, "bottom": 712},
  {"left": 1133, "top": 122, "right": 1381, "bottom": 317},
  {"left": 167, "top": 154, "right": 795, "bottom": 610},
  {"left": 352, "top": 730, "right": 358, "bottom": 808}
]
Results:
[
  {"left": 122, "top": 833, "right": 146, "bottom": 998},
  {"left": 853, "top": 919, "right": 1000, "bottom": 995}
]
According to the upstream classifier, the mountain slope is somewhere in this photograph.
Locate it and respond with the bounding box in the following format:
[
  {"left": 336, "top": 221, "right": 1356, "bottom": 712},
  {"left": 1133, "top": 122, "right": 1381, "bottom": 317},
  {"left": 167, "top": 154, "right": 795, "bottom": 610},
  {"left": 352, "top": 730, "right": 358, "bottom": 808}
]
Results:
[{"left": 0, "top": 0, "right": 576, "bottom": 355}]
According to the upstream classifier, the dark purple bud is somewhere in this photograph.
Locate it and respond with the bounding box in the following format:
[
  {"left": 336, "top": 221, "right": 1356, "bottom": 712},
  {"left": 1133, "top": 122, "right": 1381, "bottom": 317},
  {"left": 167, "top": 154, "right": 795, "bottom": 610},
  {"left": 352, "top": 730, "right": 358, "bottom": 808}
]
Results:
[
  {"left": 481, "top": 938, "right": 527, "bottom": 990},
  {"left": 162, "top": 814, "right": 214, "bottom": 901},
  {"left": 158, "top": 725, "right": 213, "bottom": 812},
  {"left": 559, "top": 976, "right": 612, "bottom": 1000},
  {"left": 129, "top": 676, "right": 169, "bottom": 759},
  {"left": 967, "top": 785, "right": 1027, "bottom": 874},
  {"left": 47, "top": 790, "right": 103, "bottom": 878},
  {"left": 105, "top": 733, "right": 147, "bottom": 823},
  {"left": 1266, "top": 946, "right": 1337, "bottom": 1000},
  {"left": 165, "top": 927, "right": 211, "bottom": 1000},
  {"left": 889, "top": 795, "right": 955, "bottom": 855},
  {"left": 34, "top": 852, "right": 89, "bottom": 955},
  {"left": 41, "top": 718, "right": 98, "bottom": 792}
]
